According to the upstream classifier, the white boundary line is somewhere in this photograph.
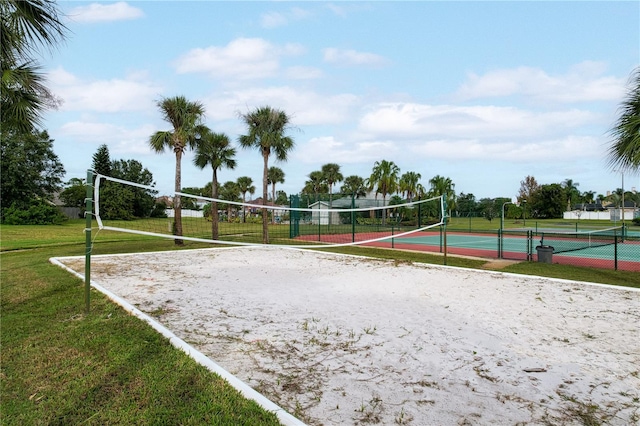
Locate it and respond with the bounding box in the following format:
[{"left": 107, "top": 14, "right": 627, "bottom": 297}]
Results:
[{"left": 49, "top": 254, "right": 306, "bottom": 426}]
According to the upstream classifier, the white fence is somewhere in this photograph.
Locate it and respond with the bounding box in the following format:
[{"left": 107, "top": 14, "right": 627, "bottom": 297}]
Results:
[
  {"left": 563, "top": 209, "right": 638, "bottom": 221},
  {"left": 164, "top": 209, "right": 204, "bottom": 218}
]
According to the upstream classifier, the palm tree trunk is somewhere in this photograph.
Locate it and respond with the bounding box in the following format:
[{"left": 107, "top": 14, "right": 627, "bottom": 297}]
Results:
[
  {"left": 174, "top": 150, "right": 184, "bottom": 245},
  {"left": 242, "top": 192, "right": 247, "bottom": 223},
  {"left": 271, "top": 183, "right": 277, "bottom": 224},
  {"left": 328, "top": 183, "right": 333, "bottom": 226},
  {"left": 382, "top": 193, "right": 387, "bottom": 226},
  {"left": 262, "top": 153, "right": 269, "bottom": 244},
  {"left": 211, "top": 169, "right": 219, "bottom": 240}
]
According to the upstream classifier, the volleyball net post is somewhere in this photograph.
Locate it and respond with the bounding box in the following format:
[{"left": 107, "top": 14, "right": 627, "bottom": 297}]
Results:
[{"left": 84, "top": 169, "right": 94, "bottom": 313}]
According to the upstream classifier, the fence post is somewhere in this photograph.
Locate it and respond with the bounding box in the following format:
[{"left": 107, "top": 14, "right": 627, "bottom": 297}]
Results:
[
  {"left": 351, "top": 194, "right": 355, "bottom": 243},
  {"left": 614, "top": 229, "right": 618, "bottom": 271},
  {"left": 443, "top": 196, "right": 448, "bottom": 266}
]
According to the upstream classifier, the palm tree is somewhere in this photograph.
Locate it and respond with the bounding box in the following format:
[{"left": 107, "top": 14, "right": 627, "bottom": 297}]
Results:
[
  {"left": 219, "top": 181, "right": 241, "bottom": 223},
  {"left": 428, "top": 175, "right": 456, "bottom": 215},
  {"left": 149, "top": 96, "right": 205, "bottom": 245},
  {"left": 608, "top": 67, "right": 640, "bottom": 172},
  {"left": 367, "top": 159, "right": 400, "bottom": 224},
  {"left": 236, "top": 176, "right": 255, "bottom": 223},
  {"left": 193, "top": 129, "right": 236, "bottom": 240},
  {"left": 562, "top": 179, "right": 580, "bottom": 211},
  {"left": 321, "top": 163, "right": 343, "bottom": 207},
  {"left": 304, "top": 170, "right": 327, "bottom": 203},
  {"left": 1, "top": 0, "right": 67, "bottom": 132},
  {"left": 238, "top": 106, "right": 295, "bottom": 243},
  {"left": 399, "top": 171, "right": 422, "bottom": 202},
  {"left": 341, "top": 175, "right": 367, "bottom": 199},
  {"left": 267, "top": 166, "right": 285, "bottom": 224},
  {"left": 581, "top": 191, "right": 595, "bottom": 204}
]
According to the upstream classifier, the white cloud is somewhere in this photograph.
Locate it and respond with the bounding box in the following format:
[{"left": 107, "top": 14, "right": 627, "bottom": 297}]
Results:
[
  {"left": 59, "top": 121, "right": 155, "bottom": 154},
  {"left": 284, "top": 66, "right": 324, "bottom": 80},
  {"left": 323, "top": 48, "right": 389, "bottom": 67},
  {"left": 67, "top": 2, "right": 143, "bottom": 23},
  {"left": 261, "top": 12, "right": 287, "bottom": 29},
  {"left": 295, "top": 136, "right": 397, "bottom": 165},
  {"left": 203, "top": 86, "right": 360, "bottom": 126},
  {"left": 357, "top": 102, "right": 596, "bottom": 140},
  {"left": 175, "top": 38, "right": 305, "bottom": 80},
  {"left": 325, "top": 3, "right": 347, "bottom": 18},
  {"left": 456, "top": 62, "right": 626, "bottom": 103},
  {"left": 260, "top": 7, "right": 311, "bottom": 29},
  {"left": 408, "top": 135, "right": 601, "bottom": 163},
  {"left": 49, "top": 67, "right": 161, "bottom": 113}
]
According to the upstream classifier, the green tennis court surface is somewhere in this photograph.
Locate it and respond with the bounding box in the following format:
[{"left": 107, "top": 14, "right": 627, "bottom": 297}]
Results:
[{"left": 389, "top": 231, "right": 639, "bottom": 271}]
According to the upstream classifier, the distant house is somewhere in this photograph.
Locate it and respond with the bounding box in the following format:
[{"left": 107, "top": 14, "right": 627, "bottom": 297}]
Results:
[
  {"left": 156, "top": 195, "right": 173, "bottom": 208},
  {"left": 246, "top": 198, "right": 287, "bottom": 222}
]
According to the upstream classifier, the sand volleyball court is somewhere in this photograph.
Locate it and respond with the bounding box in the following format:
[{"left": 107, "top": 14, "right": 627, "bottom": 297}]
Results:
[{"left": 55, "top": 247, "right": 640, "bottom": 425}]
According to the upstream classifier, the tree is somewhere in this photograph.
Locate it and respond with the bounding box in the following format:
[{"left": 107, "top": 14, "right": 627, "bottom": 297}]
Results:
[
  {"left": 149, "top": 96, "right": 206, "bottom": 245},
  {"left": 219, "top": 181, "right": 240, "bottom": 222},
  {"left": 93, "top": 157, "right": 157, "bottom": 221},
  {"left": 608, "top": 67, "right": 640, "bottom": 172},
  {"left": 193, "top": 129, "right": 236, "bottom": 240},
  {"left": 267, "top": 166, "right": 285, "bottom": 201},
  {"left": 478, "top": 198, "right": 497, "bottom": 222},
  {"left": 267, "top": 166, "right": 285, "bottom": 224},
  {"left": 562, "top": 179, "right": 580, "bottom": 211},
  {"left": 341, "top": 175, "right": 367, "bottom": 198},
  {"left": 275, "top": 190, "right": 288, "bottom": 206},
  {"left": 1, "top": 0, "right": 67, "bottom": 133},
  {"left": 456, "top": 192, "right": 477, "bottom": 216},
  {"left": 582, "top": 191, "right": 596, "bottom": 204},
  {"left": 367, "top": 159, "right": 400, "bottom": 224},
  {"left": 179, "top": 187, "right": 203, "bottom": 210},
  {"left": 59, "top": 178, "right": 86, "bottom": 209},
  {"left": 236, "top": 176, "right": 255, "bottom": 223},
  {"left": 92, "top": 144, "right": 112, "bottom": 176},
  {"left": 110, "top": 159, "right": 156, "bottom": 218},
  {"left": 321, "top": 163, "right": 343, "bottom": 209},
  {"left": 238, "top": 106, "right": 295, "bottom": 243},
  {"left": 530, "top": 184, "right": 566, "bottom": 219},
  {"left": 428, "top": 175, "right": 456, "bottom": 214},
  {"left": 399, "top": 171, "right": 422, "bottom": 202},
  {"left": 1, "top": 129, "right": 64, "bottom": 222},
  {"left": 518, "top": 175, "right": 539, "bottom": 204},
  {"left": 303, "top": 170, "right": 327, "bottom": 203}
]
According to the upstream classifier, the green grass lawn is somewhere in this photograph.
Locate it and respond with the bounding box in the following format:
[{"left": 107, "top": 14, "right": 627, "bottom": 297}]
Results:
[{"left": 1, "top": 219, "right": 638, "bottom": 425}]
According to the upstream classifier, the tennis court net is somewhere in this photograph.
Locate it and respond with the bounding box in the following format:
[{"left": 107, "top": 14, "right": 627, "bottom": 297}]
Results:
[{"left": 538, "top": 226, "right": 623, "bottom": 254}]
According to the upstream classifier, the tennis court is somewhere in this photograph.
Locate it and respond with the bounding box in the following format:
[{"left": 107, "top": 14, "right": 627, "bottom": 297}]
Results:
[{"left": 355, "top": 229, "right": 640, "bottom": 271}]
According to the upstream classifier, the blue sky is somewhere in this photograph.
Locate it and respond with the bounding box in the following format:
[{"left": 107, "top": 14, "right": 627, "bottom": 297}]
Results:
[{"left": 42, "top": 1, "right": 639, "bottom": 200}]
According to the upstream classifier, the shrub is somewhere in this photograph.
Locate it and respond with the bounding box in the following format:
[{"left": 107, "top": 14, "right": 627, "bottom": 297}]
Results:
[
  {"left": 150, "top": 201, "right": 168, "bottom": 218},
  {"left": 2, "top": 200, "right": 67, "bottom": 225}
]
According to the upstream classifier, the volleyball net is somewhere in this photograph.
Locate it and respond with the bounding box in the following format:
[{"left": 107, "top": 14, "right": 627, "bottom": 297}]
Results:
[{"left": 92, "top": 173, "right": 446, "bottom": 248}]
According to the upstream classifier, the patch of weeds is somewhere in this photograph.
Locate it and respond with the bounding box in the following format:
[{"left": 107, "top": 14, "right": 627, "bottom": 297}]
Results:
[
  {"left": 355, "top": 394, "right": 384, "bottom": 424},
  {"left": 474, "top": 365, "right": 499, "bottom": 383},
  {"left": 394, "top": 407, "right": 413, "bottom": 424},
  {"left": 363, "top": 325, "right": 377, "bottom": 335},
  {"left": 557, "top": 392, "right": 608, "bottom": 426}
]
